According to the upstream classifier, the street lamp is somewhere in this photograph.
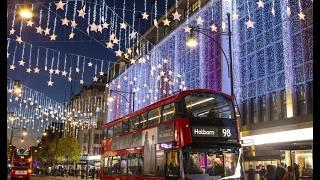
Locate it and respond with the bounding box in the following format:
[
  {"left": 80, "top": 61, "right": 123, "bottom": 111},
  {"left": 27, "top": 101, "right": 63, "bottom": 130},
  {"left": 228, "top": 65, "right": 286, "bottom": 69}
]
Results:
[
  {"left": 186, "top": 13, "right": 234, "bottom": 97},
  {"left": 107, "top": 89, "right": 135, "bottom": 112},
  {"left": 13, "top": 80, "right": 23, "bottom": 96},
  {"left": 20, "top": 137, "right": 24, "bottom": 143},
  {"left": 18, "top": 6, "right": 33, "bottom": 19},
  {"left": 22, "top": 128, "right": 28, "bottom": 136},
  {"left": 42, "top": 131, "right": 47, "bottom": 136}
]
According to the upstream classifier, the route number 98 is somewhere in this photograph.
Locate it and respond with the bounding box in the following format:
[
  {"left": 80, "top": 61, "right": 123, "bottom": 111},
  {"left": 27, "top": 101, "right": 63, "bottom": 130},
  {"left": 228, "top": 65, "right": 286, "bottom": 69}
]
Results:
[{"left": 222, "top": 129, "right": 231, "bottom": 137}]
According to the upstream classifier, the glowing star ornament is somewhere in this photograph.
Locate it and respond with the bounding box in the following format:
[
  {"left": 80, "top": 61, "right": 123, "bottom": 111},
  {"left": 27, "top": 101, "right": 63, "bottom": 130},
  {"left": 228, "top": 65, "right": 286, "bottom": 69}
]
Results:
[
  {"left": 163, "top": 58, "right": 168, "bottom": 63},
  {"left": 97, "top": 25, "right": 103, "bottom": 33},
  {"left": 26, "top": 20, "right": 34, "bottom": 27},
  {"left": 124, "top": 53, "right": 129, "bottom": 59},
  {"left": 115, "top": 49, "right": 123, "bottom": 57},
  {"left": 49, "top": 68, "right": 54, "bottom": 74},
  {"left": 34, "top": 67, "right": 40, "bottom": 73},
  {"left": 77, "top": 8, "right": 86, "bottom": 18},
  {"left": 106, "top": 41, "right": 113, "bottom": 49},
  {"left": 232, "top": 13, "right": 239, "bottom": 20},
  {"left": 113, "top": 38, "right": 119, "bottom": 44},
  {"left": 47, "top": 80, "right": 54, "bottom": 86},
  {"left": 184, "top": 26, "right": 191, "bottom": 33},
  {"left": 62, "top": 70, "right": 67, "bottom": 76},
  {"left": 16, "top": 36, "right": 23, "bottom": 44},
  {"left": 162, "top": 18, "right": 171, "bottom": 26},
  {"left": 69, "top": 32, "right": 75, "bottom": 39},
  {"left": 298, "top": 12, "right": 305, "bottom": 20},
  {"left": 256, "top": 0, "right": 264, "bottom": 8},
  {"left": 172, "top": 11, "right": 181, "bottom": 21},
  {"left": 90, "top": 23, "right": 97, "bottom": 32},
  {"left": 88, "top": 62, "right": 93, "bottom": 67},
  {"left": 61, "top": 17, "right": 69, "bottom": 26},
  {"left": 18, "top": 59, "right": 25, "bottom": 66},
  {"left": 196, "top": 16, "right": 204, "bottom": 25},
  {"left": 127, "top": 48, "right": 132, "bottom": 54},
  {"left": 50, "top": 33, "right": 57, "bottom": 40},
  {"left": 286, "top": 7, "right": 291, "bottom": 16},
  {"left": 55, "top": 1, "right": 66, "bottom": 10},
  {"left": 9, "top": 28, "right": 15, "bottom": 35},
  {"left": 271, "top": 7, "right": 276, "bottom": 16},
  {"left": 99, "top": 71, "right": 104, "bottom": 76},
  {"left": 245, "top": 19, "right": 255, "bottom": 29},
  {"left": 142, "top": 12, "right": 149, "bottom": 20},
  {"left": 154, "top": 19, "right": 158, "bottom": 28},
  {"left": 80, "top": 79, "right": 84, "bottom": 84},
  {"left": 129, "top": 31, "right": 137, "bottom": 39},
  {"left": 130, "top": 59, "right": 135, "bottom": 64},
  {"left": 210, "top": 23, "right": 218, "bottom": 32},
  {"left": 93, "top": 76, "right": 98, "bottom": 82},
  {"left": 55, "top": 69, "right": 60, "bottom": 74},
  {"left": 36, "top": 26, "right": 43, "bottom": 34},
  {"left": 70, "top": 20, "right": 77, "bottom": 28},
  {"left": 102, "top": 22, "right": 109, "bottom": 29},
  {"left": 68, "top": 77, "right": 72, "bottom": 81},
  {"left": 44, "top": 27, "right": 51, "bottom": 36},
  {"left": 26, "top": 67, "right": 32, "bottom": 73},
  {"left": 120, "top": 22, "right": 127, "bottom": 29},
  {"left": 9, "top": 64, "right": 16, "bottom": 70}
]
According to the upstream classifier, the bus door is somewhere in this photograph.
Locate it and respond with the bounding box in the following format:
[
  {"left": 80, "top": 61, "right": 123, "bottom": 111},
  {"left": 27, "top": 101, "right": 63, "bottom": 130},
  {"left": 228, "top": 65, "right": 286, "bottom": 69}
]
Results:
[{"left": 165, "top": 149, "right": 180, "bottom": 179}]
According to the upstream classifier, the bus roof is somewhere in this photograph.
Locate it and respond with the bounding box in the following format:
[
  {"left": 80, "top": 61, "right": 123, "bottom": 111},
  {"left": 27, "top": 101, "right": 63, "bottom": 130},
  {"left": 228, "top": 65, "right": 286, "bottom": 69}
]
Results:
[{"left": 103, "top": 88, "right": 233, "bottom": 128}]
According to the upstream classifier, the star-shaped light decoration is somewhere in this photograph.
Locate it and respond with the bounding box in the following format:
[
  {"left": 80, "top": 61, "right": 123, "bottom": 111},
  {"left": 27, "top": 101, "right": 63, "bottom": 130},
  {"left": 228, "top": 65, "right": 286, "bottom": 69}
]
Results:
[
  {"left": 88, "top": 62, "right": 93, "bottom": 67},
  {"left": 76, "top": 67, "right": 80, "bottom": 73},
  {"left": 124, "top": 53, "right": 129, "bottom": 59},
  {"left": 184, "top": 26, "right": 191, "bottom": 33},
  {"left": 298, "top": 12, "right": 305, "bottom": 20},
  {"left": 93, "top": 76, "right": 98, "bottom": 82},
  {"left": 130, "top": 59, "right": 135, "bottom": 64},
  {"left": 115, "top": 49, "right": 123, "bottom": 57},
  {"left": 77, "top": 7, "right": 86, "bottom": 18},
  {"left": 16, "top": 36, "right": 23, "bottom": 44},
  {"left": 110, "top": 33, "right": 116, "bottom": 41},
  {"left": 99, "top": 71, "right": 104, "bottom": 76},
  {"left": 49, "top": 68, "right": 54, "bottom": 74},
  {"left": 69, "top": 32, "right": 75, "bottom": 39},
  {"left": 120, "top": 22, "right": 127, "bottom": 29},
  {"left": 196, "top": 16, "right": 204, "bottom": 25},
  {"left": 221, "top": 21, "right": 226, "bottom": 31},
  {"left": 163, "top": 58, "right": 168, "bottom": 64},
  {"left": 256, "top": 0, "right": 264, "bottom": 8},
  {"left": 55, "top": 69, "right": 60, "bottom": 74},
  {"left": 9, "top": 64, "right": 16, "bottom": 70},
  {"left": 80, "top": 79, "right": 84, "bottom": 84},
  {"left": 62, "top": 70, "right": 67, "bottom": 76},
  {"left": 26, "top": 67, "right": 32, "bottom": 73},
  {"left": 68, "top": 77, "right": 72, "bottom": 82},
  {"left": 102, "top": 22, "right": 109, "bottom": 29},
  {"left": 210, "top": 23, "right": 218, "bottom": 32},
  {"left": 26, "top": 20, "right": 34, "bottom": 27},
  {"left": 160, "top": 71, "right": 165, "bottom": 76},
  {"left": 153, "top": 19, "right": 158, "bottom": 28},
  {"left": 271, "top": 7, "right": 276, "bottom": 16},
  {"left": 90, "top": 23, "right": 97, "bottom": 32},
  {"left": 142, "top": 12, "right": 149, "bottom": 20},
  {"left": 245, "top": 19, "right": 255, "bottom": 29},
  {"left": 232, "top": 13, "right": 239, "bottom": 20},
  {"left": 50, "top": 33, "right": 57, "bottom": 40},
  {"left": 162, "top": 18, "right": 171, "bottom": 26},
  {"left": 44, "top": 27, "right": 51, "bottom": 36},
  {"left": 9, "top": 28, "right": 16, "bottom": 35},
  {"left": 55, "top": 0, "right": 66, "bottom": 10},
  {"left": 61, "top": 17, "right": 70, "bottom": 26},
  {"left": 36, "top": 26, "right": 43, "bottom": 34},
  {"left": 113, "top": 38, "right": 119, "bottom": 44},
  {"left": 97, "top": 25, "right": 103, "bottom": 33},
  {"left": 18, "top": 59, "right": 25, "bottom": 66},
  {"left": 129, "top": 31, "right": 137, "bottom": 39},
  {"left": 286, "top": 6, "right": 291, "bottom": 16},
  {"left": 70, "top": 20, "right": 77, "bottom": 28},
  {"left": 127, "top": 48, "right": 132, "bottom": 54},
  {"left": 172, "top": 11, "right": 181, "bottom": 21},
  {"left": 47, "top": 80, "right": 54, "bottom": 86},
  {"left": 106, "top": 41, "right": 113, "bottom": 49},
  {"left": 34, "top": 67, "right": 40, "bottom": 73}
]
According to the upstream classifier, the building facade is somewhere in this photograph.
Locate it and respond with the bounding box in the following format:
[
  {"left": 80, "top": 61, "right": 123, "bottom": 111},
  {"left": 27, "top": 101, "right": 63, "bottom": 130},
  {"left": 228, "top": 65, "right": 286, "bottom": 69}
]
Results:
[{"left": 106, "top": 0, "right": 313, "bottom": 177}]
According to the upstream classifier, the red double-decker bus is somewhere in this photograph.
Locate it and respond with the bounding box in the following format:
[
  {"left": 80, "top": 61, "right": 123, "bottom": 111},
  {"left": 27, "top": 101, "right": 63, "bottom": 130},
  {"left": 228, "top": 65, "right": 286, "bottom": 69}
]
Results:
[
  {"left": 101, "top": 89, "right": 242, "bottom": 180},
  {"left": 10, "top": 148, "right": 32, "bottom": 180}
]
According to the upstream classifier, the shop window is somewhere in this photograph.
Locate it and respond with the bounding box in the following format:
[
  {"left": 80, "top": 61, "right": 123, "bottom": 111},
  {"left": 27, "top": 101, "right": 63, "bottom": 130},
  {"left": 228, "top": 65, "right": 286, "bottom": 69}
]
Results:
[
  {"left": 270, "top": 93, "right": 278, "bottom": 120},
  {"left": 128, "top": 154, "right": 139, "bottom": 175},
  {"left": 258, "top": 96, "right": 266, "bottom": 122},
  {"left": 296, "top": 85, "right": 307, "bottom": 115},
  {"left": 148, "top": 107, "right": 161, "bottom": 127},
  {"left": 280, "top": 90, "right": 287, "bottom": 119},
  {"left": 162, "top": 103, "right": 175, "bottom": 122},
  {"left": 120, "top": 155, "right": 128, "bottom": 175},
  {"left": 111, "top": 156, "right": 121, "bottom": 175},
  {"left": 156, "top": 145, "right": 165, "bottom": 176},
  {"left": 166, "top": 151, "right": 180, "bottom": 177}
]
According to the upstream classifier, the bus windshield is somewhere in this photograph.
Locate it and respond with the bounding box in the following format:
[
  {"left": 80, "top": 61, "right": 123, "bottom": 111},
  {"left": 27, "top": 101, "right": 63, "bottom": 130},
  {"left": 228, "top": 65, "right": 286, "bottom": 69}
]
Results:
[
  {"left": 13, "top": 162, "right": 30, "bottom": 168},
  {"left": 185, "top": 93, "right": 235, "bottom": 119}
]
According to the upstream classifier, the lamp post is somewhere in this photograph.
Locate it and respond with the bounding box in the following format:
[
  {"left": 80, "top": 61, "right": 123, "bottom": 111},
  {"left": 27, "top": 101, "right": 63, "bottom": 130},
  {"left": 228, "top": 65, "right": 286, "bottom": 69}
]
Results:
[
  {"left": 186, "top": 13, "right": 234, "bottom": 97},
  {"left": 107, "top": 90, "right": 136, "bottom": 112}
]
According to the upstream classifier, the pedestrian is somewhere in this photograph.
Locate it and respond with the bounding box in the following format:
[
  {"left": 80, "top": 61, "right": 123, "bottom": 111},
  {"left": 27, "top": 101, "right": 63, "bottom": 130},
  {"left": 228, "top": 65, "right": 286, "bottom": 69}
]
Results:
[
  {"left": 259, "top": 166, "right": 266, "bottom": 180},
  {"left": 275, "top": 163, "right": 286, "bottom": 180},
  {"left": 247, "top": 164, "right": 256, "bottom": 180},
  {"left": 265, "top": 165, "right": 276, "bottom": 180},
  {"left": 92, "top": 167, "right": 95, "bottom": 180},
  {"left": 283, "top": 166, "right": 295, "bottom": 180},
  {"left": 293, "top": 163, "right": 300, "bottom": 180}
]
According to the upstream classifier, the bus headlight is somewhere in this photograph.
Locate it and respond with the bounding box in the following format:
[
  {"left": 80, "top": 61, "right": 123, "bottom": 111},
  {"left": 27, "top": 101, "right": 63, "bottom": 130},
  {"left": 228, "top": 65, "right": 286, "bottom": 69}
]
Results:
[{"left": 28, "top": 169, "right": 32, "bottom": 173}]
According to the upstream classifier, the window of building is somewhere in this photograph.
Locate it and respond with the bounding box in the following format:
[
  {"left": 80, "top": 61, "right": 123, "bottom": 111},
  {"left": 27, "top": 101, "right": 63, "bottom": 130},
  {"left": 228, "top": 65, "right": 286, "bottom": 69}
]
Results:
[
  {"left": 83, "top": 133, "right": 88, "bottom": 143},
  {"left": 120, "top": 155, "right": 128, "bottom": 175},
  {"left": 130, "top": 116, "right": 140, "bottom": 131},
  {"left": 94, "top": 147, "right": 100, "bottom": 155},
  {"left": 270, "top": 93, "right": 278, "bottom": 121},
  {"left": 140, "top": 112, "right": 148, "bottom": 128},
  {"left": 111, "top": 156, "right": 121, "bottom": 174},
  {"left": 307, "top": 82, "right": 313, "bottom": 113},
  {"left": 259, "top": 96, "right": 266, "bottom": 122},
  {"left": 94, "top": 134, "right": 100, "bottom": 144},
  {"left": 296, "top": 85, "right": 307, "bottom": 115},
  {"left": 280, "top": 90, "right": 287, "bottom": 119},
  {"left": 241, "top": 101, "right": 247, "bottom": 125},
  {"left": 123, "top": 120, "right": 130, "bottom": 133},
  {"left": 148, "top": 107, "right": 161, "bottom": 127},
  {"left": 162, "top": 103, "right": 175, "bottom": 122}
]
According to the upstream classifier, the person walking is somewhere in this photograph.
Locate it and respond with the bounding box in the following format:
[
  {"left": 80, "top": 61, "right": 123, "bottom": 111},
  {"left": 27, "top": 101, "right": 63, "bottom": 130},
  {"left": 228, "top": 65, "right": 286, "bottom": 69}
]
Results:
[
  {"left": 275, "top": 163, "right": 286, "bottom": 180},
  {"left": 259, "top": 166, "right": 267, "bottom": 180},
  {"left": 247, "top": 164, "right": 256, "bottom": 180},
  {"left": 293, "top": 163, "right": 300, "bottom": 180},
  {"left": 283, "top": 166, "right": 295, "bottom": 180},
  {"left": 265, "top": 165, "right": 276, "bottom": 180}
]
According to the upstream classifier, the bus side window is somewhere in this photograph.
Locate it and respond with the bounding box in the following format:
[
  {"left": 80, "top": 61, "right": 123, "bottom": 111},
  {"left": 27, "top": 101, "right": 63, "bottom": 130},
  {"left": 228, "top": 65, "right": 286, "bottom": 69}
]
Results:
[
  {"left": 162, "top": 103, "right": 175, "bottom": 122},
  {"left": 128, "top": 154, "right": 139, "bottom": 175},
  {"left": 113, "top": 123, "right": 122, "bottom": 136},
  {"left": 140, "top": 112, "right": 148, "bottom": 128},
  {"left": 120, "top": 155, "right": 128, "bottom": 175},
  {"left": 107, "top": 127, "right": 113, "bottom": 138},
  {"left": 123, "top": 120, "right": 130, "bottom": 133},
  {"left": 138, "top": 154, "right": 144, "bottom": 176},
  {"left": 148, "top": 107, "right": 161, "bottom": 126},
  {"left": 111, "top": 156, "right": 121, "bottom": 175},
  {"left": 130, "top": 116, "right": 140, "bottom": 131}
]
